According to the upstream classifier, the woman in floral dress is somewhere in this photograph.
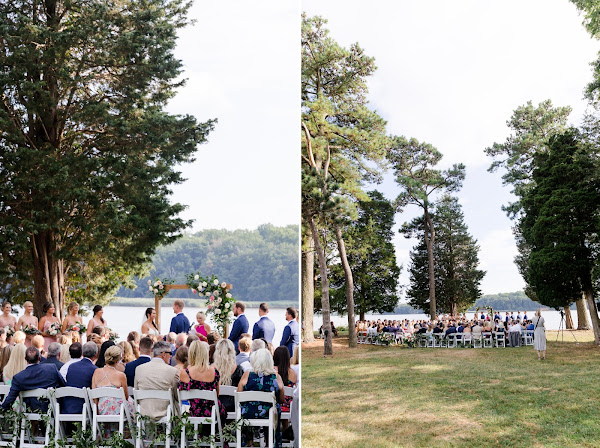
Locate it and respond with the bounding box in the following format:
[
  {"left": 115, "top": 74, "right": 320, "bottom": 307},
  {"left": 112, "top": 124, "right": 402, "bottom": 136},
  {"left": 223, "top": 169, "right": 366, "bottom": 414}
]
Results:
[
  {"left": 91, "top": 345, "right": 134, "bottom": 416},
  {"left": 237, "top": 348, "right": 285, "bottom": 448}
]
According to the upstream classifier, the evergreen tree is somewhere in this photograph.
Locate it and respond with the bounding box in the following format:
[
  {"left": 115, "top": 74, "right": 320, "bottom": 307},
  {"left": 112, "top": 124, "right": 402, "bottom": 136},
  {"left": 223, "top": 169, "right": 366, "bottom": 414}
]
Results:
[
  {"left": 0, "top": 0, "right": 214, "bottom": 317},
  {"left": 401, "top": 196, "right": 484, "bottom": 316},
  {"left": 521, "top": 129, "right": 600, "bottom": 343},
  {"left": 330, "top": 191, "right": 401, "bottom": 320}
]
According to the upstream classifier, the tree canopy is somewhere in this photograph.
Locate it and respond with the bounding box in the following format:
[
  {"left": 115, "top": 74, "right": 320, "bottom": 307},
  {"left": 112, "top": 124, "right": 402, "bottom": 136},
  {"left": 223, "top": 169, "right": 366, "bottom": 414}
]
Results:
[{"left": 0, "top": 0, "right": 214, "bottom": 317}]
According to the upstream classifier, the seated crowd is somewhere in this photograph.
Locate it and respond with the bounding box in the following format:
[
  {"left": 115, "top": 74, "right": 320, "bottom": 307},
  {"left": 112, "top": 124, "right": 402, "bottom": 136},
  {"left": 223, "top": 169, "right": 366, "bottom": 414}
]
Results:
[
  {"left": 356, "top": 310, "right": 536, "bottom": 345},
  {"left": 0, "top": 299, "right": 299, "bottom": 448}
]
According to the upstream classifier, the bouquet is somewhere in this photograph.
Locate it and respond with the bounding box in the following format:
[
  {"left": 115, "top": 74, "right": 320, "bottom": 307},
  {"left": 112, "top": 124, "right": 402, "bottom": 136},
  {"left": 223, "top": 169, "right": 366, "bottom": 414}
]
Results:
[
  {"left": 106, "top": 328, "right": 119, "bottom": 341},
  {"left": 67, "top": 322, "right": 86, "bottom": 335},
  {"left": 22, "top": 324, "right": 40, "bottom": 336},
  {"left": 47, "top": 322, "right": 61, "bottom": 336},
  {"left": 3, "top": 326, "right": 14, "bottom": 338}
]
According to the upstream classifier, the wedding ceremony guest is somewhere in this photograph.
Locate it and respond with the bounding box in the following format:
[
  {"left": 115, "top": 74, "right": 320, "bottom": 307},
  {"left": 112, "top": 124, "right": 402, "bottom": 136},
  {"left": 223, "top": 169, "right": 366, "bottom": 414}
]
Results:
[
  {"left": 12, "top": 330, "right": 25, "bottom": 345},
  {"left": 166, "top": 332, "right": 177, "bottom": 353},
  {"left": 86, "top": 305, "right": 106, "bottom": 338},
  {"left": 174, "top": 345, "right": 189, "bottom": 377},
  {"left": 91, "top": 345, "right": 133, "bottom": 416},
  {"left": 212, "top": 339, "right": 243, "bottom": 412},
  {"left": 59, "top": 335, "right": 72, "bottom": 364},
  {"left": 273, "top": 346, "right": 297, "bottom": 415},
  {"left": 0, "top": 302, "right": 17, "bottom": 335},
  {"left": 127, "top": 331, "right": 140, "bottom": 359},
  {"left": 31, "top": 335, "right": 46, "bottom": 360},
  {"left": 445, "top": 322, "right": 457, "bottom": 337},
  {"left": 0, "top": 328, "right": 6, "bottom": 349},
  {"left": 179, "top": 341, "right": 227, "bottom": 440},
  {"left": 237, "top": 348, "right": 284, "bottom": 448},
  {"left": 41, "top": 342, "right": 64, "bottom": 370},
  {"left": 118, "top": 341, "right": 135, "bottom": 369},
  {"left": 3, "top": 343, "right": 27, "bottom": 385},
  {"left": 290, "top": 344, "right": 299, "bottom": 377},
  {"left": 280, "top": 307, "right": 299, "bottom": 357},
  {"left": 96, "top": 340, "right": 116, "bottom": 368},
  {"left": 252, "top": 302, "right": 276, "bottom": 343},
  {"left": 169, "top": 333, "right": 187, "bottom": 366},
  {"left": 88, "top": 333, "right": 103, "bottom": 352},
  {"left": 63, "top": 342, "right": 98, "bottom": 414},
  {"left": 60, "top": 342, "right": 83, "bottom": 380},
  {"left": 207, "top": 331, "right": 221, "bottom": 345},
  {"left": 38, "top": 301, "right": 61, "bottom": 351},
  {"left": 135, "top": 340, "right": 180, "bottom": 420},
  {"left": 141, "top": 308, "right": 160, "bottom": 335},
  {"left": 1, "top": 346, "right": 65, "bottom": 412},
  {"left": 229, "top": 302, "right": 249, "bottom": 354},
  {"left": 125, "top": 336, "right": 153, "bottom": 387},
  {"left": 508, "top": 320, "right": 522, "bottom": 347},
  {"left": 61, "top": 301, "right": 83, "bottom": 334},
  {"left": 193, "top": 311, "right": 211, "bottom": 342},
  {"left": 16, "top": 301, "right": 38, "bottom": 346},
  {"left": 170, "top": 300, "right": 190, "bottom": 334},
  {"left": 186, "top": 333, "right": 200, "bottom": 347},
  {"left": 236, "top": 337, "right": 251, "bottom": 369},
  {"left": 69, "top": 331, "right": 81, "bottom": 344},
  {"left": 533, "top": 309, "right": 547, "bottom": 360}
]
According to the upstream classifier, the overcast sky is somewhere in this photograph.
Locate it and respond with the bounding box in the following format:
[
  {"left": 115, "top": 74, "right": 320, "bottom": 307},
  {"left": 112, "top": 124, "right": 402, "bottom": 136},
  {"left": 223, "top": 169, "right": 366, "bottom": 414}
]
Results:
[
  {"left": 302, "top": 0, "right": 600, "bottom": 295},
  {"left": 166, "top": 1, "right": 300, "bottom": 232}
]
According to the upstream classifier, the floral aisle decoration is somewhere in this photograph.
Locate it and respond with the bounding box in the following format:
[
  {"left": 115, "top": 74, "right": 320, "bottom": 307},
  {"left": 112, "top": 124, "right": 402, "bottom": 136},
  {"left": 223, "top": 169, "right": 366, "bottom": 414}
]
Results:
[
  {"left": 147, "top": 277, "right": 175, "bottom": 299},
  {"left": 186, "top": 272, "right": 235, "bottom": 335}
]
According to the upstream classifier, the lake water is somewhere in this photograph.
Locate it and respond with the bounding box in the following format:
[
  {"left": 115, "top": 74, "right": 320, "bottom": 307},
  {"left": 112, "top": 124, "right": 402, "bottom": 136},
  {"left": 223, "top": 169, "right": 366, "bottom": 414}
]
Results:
[
  {"left": 315, "top": 310, "right": 587, "bottom": 331},
  {"left": 103, "top": 305, "right": 290, "bottom": 344}
]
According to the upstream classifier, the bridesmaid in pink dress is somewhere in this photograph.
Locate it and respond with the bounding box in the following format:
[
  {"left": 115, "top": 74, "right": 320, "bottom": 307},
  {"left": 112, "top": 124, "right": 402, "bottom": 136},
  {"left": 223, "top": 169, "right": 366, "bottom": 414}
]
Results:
[
  {"left": 38, "top": 301, "right": 61, "bottom": 352},
  {"left": 193, "top": 312, "right": 211, "bottom": 342}
]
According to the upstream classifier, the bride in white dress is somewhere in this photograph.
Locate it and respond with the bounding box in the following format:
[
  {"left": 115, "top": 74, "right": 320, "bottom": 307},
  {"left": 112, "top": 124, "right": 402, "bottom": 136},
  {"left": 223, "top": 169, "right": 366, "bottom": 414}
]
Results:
[{"left": 141, "top": 307, "right": 160, "bottom": 336}]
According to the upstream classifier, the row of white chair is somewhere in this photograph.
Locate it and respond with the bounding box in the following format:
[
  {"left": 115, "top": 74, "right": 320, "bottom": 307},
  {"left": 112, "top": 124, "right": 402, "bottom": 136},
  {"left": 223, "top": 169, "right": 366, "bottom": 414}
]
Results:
[
  {"left": 0, "top": 383, "right": 296, "bottom": 448},
  {"left": 414, "top": 331, "right": 534, "bottom": 348}
]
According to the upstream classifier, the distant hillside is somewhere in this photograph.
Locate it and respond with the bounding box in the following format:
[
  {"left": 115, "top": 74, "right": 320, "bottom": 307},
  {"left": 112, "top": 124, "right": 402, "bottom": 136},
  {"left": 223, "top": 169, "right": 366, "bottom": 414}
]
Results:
[{"left": 117, "top": 224, "right": 298, "bottom": 303}]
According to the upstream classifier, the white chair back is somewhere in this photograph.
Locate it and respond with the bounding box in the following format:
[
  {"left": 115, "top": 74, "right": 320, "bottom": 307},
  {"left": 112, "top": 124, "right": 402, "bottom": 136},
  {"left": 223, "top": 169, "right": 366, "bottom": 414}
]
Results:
[
  {"left": 19, "top": 388, "right": 53, "bottom": 448},
  {"left": 0, "top": 385, "right": 16, "bottom": 447},
  {"left": 52, "top": 387, "right": 91, "bottom": 446},
  {"left": 87, "top": 387, "right": 133, "bottom": 445},
  {"left": 235, "top": 391, "right": 277, "bottom": 448},
  {"left": 134, "top": 388, "right": 173, "bottom": 448},
  {"left": 178, "top": 388, "right": 223, "bottom": 448},
  {"left": 219, "top": 385, "right": 237, "bottom": 421}
]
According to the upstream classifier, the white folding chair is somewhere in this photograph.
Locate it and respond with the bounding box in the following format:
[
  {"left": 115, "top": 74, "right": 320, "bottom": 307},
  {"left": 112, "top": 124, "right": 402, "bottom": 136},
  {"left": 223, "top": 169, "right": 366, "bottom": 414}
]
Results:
[
  {"left": 133, "top": 388, "right": 173, "bottom": 448},
  {"left": 523, "top": 330, "right": 534, "bottom": 346},
  {"left": 87, "top": 387, "right": 134, "bottom": 446},
  {"left": 494, "top": 332, "right": 506, "bottom": 348},
  {"left": 235, "top": 391, "right": 277, "bottom": 448},
  {"left": 19, "top": 388, "right": 54, "bottom": 448},
  {"left": 482, "top": 332, "right": 493, "bottom": 348},
  {"left": 178, "top": 388, "right": 223, "bottom": 448},
  {"left": 472, "top": 333, "right": 483, "bottom": 348},
  {"left": 462, "top": 333, "right": 472, "bottom": 347},
  {"left": 446, "top": 334, "right": 457, "bottom": 348},
  {"left": 0, "top": 385, "right": 17, "bottom": 447},
  {"left": 52, "top": 386, "right": 91, "bottom": 446},
  {"left": 219, "top": 385, "right": 237, "bottom": 422},
  {"left": 281, "top": 386, "right": 295, "bottom": 448}
]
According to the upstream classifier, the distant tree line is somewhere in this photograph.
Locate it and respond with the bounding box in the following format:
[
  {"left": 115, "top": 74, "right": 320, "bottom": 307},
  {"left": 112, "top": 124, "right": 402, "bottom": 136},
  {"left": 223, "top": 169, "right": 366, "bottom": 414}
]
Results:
[{"left": 118, "top": 224, "right": 299, "bottom": 303}]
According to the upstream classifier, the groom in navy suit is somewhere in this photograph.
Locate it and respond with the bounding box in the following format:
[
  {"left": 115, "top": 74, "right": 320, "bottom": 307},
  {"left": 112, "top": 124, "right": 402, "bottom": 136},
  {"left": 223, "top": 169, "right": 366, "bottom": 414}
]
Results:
[
  {"left": 1, "top": 346, "right": 65, "bottom": 411},
  {"left": 228, "top": 302, "right": 249, "bottom": 354},
  {"left": 169, "top": 299, "right": 191, "bottom": 334}
]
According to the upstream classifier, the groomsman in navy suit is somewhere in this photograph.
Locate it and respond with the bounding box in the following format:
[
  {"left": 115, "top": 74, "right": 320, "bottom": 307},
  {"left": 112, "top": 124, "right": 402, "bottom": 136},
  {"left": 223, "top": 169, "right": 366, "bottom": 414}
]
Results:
[
  {"left": 124, "top": 337, "right": 153, "bottom": 387},
  {"left": 1, "top": 346, "right": 65, "bottom": 411},
  {"left": 280, "top": 307, "right": 300, "bottom": 358},
  {"left": 228, "top": 302, "right": 249, "bottom": 353},
  {"left": 169, "top": 299, "right": 191, "bottom": 334},
  {"left": 252, "top": 302, "right": 276, "bottom": 344},
  {"left": 63, "top": 342, "right": 98, "bottom": 414}
]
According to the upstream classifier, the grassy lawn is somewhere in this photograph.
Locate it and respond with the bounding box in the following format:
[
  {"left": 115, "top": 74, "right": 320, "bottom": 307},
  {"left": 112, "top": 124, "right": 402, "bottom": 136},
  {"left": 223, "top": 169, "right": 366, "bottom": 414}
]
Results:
[{"left": 301, "top": 331, "right": 600, "bottom": 448}]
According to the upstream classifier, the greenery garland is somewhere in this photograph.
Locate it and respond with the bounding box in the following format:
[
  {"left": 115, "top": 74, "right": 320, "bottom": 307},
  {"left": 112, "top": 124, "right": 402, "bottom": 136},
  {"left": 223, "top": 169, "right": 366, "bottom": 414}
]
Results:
[
  {"left": 186, "top": 272, "right": 235, "bottom": 335},
  {"left": 147, "top": 277, "right": 174, "bottom": 300}
]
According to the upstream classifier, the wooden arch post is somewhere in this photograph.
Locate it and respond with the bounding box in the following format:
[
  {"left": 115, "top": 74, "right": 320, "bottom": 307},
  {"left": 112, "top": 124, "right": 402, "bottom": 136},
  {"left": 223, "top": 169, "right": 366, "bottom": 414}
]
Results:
[{"left": 154, "top": 283, "right": 233, "bottom": 336}]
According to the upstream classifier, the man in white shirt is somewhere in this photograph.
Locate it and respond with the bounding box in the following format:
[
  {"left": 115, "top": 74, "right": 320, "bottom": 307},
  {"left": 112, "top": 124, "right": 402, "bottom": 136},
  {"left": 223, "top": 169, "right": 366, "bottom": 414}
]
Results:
[{"left": 59, "top": 342, "right": 82, "bottom": 380}]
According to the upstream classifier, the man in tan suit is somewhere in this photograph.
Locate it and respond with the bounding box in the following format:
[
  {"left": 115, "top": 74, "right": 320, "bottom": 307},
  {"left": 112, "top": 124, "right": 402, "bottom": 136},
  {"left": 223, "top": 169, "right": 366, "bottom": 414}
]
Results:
[{"left": 134, "top": 340, "right": 180, "bottom": 420}]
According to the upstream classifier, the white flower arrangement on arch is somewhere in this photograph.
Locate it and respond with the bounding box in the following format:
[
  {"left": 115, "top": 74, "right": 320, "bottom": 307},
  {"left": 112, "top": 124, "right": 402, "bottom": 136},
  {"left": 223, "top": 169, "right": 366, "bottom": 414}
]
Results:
[{"left": 185, "top": 272, "right": 235, "bottom": 335}]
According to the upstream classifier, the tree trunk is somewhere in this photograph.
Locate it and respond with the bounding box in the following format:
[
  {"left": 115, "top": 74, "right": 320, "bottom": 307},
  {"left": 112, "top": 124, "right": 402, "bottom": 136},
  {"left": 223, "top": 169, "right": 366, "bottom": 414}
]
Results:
[
  {"left": 451, "top": 302, "right": 458, "bottom": 318},
  {"left": 334, "top": 224, "right": 357, "bottom": 348},
  {"left": 423, "top": 207, "right": 436, "bottom": 319},
  {"left": 563, "top": 306, "right": 574, "bottom": 330},
  {"left": 309, "top": 216, "right": 333, "bottom": 356},
  {"left": 582, "top": 280, "right": 600, "bottom": 345},
  {"left": 31, "top": 231, "right": 65, "bottom": 320},
  {"left": 301, "top": 230, "right": 315, "bottom": 343},
  {"left": 576, "top": 297, "right": 590, "bottom": 330}
]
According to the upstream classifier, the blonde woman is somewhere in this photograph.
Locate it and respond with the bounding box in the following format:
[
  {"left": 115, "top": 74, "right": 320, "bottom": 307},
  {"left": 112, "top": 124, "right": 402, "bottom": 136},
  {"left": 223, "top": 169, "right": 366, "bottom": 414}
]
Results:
[
  {"left": 16, "top": 301, "right": 38, "bottom": 347},
  {"left": 3, "top": 343, "right": 27, "bottom": 385},
  {"left": 91, "top": 345, "right": 133, "bottom": 415},
  {"left": 118, "top": 341, "right": 135, "bottom": 364},
  {"left": 193, "top": 312, "right": 211, "bottom": 342},
  {"left": 532, "top": 309, "right": 547, "bottom": 360},
  {"left": 61, "top": 301, "right": 84, "bottom": 334},
  {"left": 212, "top": 339, "right": 243, "bottom": 413},
  {"left": 178, "top": 341, "right": 227, "bottom": 423}
]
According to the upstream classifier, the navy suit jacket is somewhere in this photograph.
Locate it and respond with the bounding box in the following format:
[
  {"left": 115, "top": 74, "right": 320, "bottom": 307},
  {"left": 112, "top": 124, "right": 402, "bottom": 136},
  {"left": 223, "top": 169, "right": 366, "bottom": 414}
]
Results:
[
  {"left": 228, "top": 314, "right": 249, "bottom": 353},
  {"left": 169, "top": 313, "right": 191, "bottom": 335},
  {"left": 41, "top": 356, "right": 64, "bottom": 371},
  {"left": 124, "top": 355, "right": 151, "bottom": 387},
  {"left": 280, "top": 320, "right": 299, "bottom": 357},
  {"left": 252, "top": 316, "right": 276, "bottom": 344},
  {"left": 63, "top": 358, "right": 97, "bottom": 414},
  {"left": 2, "top": 363, "right": 65, "bottom": 411}
]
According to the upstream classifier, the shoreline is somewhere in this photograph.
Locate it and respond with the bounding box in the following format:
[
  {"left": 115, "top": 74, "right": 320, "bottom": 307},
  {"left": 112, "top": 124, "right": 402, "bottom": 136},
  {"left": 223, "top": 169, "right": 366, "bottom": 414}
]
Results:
[{"left": 109, "top": 297, "right": 296, "bottom": 309}]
